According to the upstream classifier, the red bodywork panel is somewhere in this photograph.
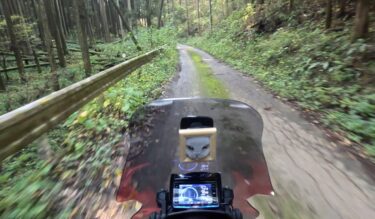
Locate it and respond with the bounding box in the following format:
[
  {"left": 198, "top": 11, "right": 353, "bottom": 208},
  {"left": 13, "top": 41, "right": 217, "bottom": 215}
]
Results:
[{"left": 116, "top": 98, "right": 273, "bottom": 218}]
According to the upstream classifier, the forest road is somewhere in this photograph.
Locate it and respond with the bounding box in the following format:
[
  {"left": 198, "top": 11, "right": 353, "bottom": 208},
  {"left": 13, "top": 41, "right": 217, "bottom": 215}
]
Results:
[{"left": 163, "top": 45, "right": 375, "bottom": 219}]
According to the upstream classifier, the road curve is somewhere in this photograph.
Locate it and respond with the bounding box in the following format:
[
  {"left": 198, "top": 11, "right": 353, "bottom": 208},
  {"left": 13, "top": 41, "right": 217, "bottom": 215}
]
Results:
[{"left": 163, "top": 45, "right": 375, "bottom": 219}]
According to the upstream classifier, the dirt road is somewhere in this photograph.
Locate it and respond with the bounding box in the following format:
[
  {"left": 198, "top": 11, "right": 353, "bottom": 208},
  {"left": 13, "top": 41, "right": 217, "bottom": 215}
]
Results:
[{"left": 163, "top": 45, "right": 375, "bottom": 219}]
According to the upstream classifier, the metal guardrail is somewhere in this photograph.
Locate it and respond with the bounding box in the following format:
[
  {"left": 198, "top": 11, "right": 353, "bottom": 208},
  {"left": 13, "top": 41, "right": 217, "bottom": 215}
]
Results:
[{"left": 0, "top": 48, "right": 162, "bottom": 162}]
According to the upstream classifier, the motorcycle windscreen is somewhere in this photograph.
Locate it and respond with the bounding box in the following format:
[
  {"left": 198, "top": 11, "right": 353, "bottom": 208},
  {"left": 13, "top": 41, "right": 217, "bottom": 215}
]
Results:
[{"left": 116, "top": 98, "right": 273, "bottom": 219}]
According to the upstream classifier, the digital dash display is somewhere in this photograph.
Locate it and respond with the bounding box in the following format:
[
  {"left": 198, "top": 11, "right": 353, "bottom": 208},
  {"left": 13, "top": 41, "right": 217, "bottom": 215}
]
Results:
[{"left": 172, "top": 183, "right": 219, "bottom": 208}]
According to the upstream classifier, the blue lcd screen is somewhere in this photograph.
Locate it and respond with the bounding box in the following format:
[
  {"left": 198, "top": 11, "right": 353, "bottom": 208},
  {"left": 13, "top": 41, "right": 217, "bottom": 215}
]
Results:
[{"left": 172, "top": 183, "right": 219, "bottom": 208}]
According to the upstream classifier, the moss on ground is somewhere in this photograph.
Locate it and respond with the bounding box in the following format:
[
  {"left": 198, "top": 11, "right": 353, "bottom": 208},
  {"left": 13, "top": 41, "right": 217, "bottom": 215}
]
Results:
[{"left": 188, "top": 50, "right": 229, "bottom": 99}]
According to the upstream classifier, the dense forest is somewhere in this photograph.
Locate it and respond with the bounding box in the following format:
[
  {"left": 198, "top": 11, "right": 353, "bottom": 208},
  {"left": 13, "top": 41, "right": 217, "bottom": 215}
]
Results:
[{"left": 0, "top": 0, "right": 374, "bottom": 218}]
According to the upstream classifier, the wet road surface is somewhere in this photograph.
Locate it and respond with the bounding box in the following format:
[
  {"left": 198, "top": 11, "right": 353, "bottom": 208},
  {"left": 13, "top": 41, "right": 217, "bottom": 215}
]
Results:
[{"left": 161, "top": 45, "right": 375, "bottom": 219}]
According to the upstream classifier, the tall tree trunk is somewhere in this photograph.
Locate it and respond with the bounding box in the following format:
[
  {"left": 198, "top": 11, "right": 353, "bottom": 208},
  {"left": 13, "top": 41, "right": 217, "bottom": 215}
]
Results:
[
  {"left": 126, "top": 0, "right": 133, "bottom": 29},
  {"left": 231, "top": 0, "right": 236, "bottom": 11},
  {"left": 1, "top": 56, "right": 10, "bottom": 81},
  {"left": 63, "top": 0, "right": 73, "bottom": 35},
  {"left": 146, "top": 0, "right": 152, "bottom": 27},
  {"left": 185, "top": 0, "right": 190, "bottom": 35},
  {"left": 107, "top": 2, "right": 117, "bottom": 36},
  {"left": 32, "top": 49, "right": 42, "bottom": 73},
  {"left": 31, "top": 0, "right": 45, "bottom": 48},
  {"left": 225, "top": 0, "right": 229, "bottom": 17},
  {"left": 197, "top": 0, "right": 200, "bottom": 33},
  {"left": 87, "top": 18, "right": 96, "bottom": 46},
  {"left": 8, "top": 0, "right": 16, "bottom": 14},
  {"left": 338, "top": 0, "right": 346, "bottom": 17},
  {"left": 352, "top": 0, "right": 370, "bottom": 41},
  {"left": 109, "top": 0, "right": 142, "bottom": 51},
  {"left": 74, "top": 0, "right": 92, "bottom": 76},
  {"left": 158, "top": 0, "right": 165, "bottom": 29},
  {"left": 1, "top": 0, "right": 26, "bottom": 83},
  {"left": 209, "top": 0, "right": 213, "bottom": 31},
  {"left": 92, "top": 0, "right": 102, "bottom": 39},
  {"left": 0, "top": 73, "right": 5, "bottom": 91},
  {"left": 16, "top": 0, "right": 33, "bottom": 56},
  {"left": 289, "top": 0, "right": 294, "bottom": 12},
  {"left": 166, "top": 0, "right": 169, "bottom": 16},
  {"left": 325, "top": 0, "right": 333, "bottom": 29},
  {"left": 56, "top": 0, "right": 68, "bottom": 36},
  {"left": 99, "top": 0, "right": 111, "bottom": 42},
  {"left": 54, "top": 0, "right": 68, "bottom": 55},
  {"left": 117, "top": 0, "right": 124, "bottom": 37},
  {"left": 48, "top": 41, "right": 59, "bottom": 91},
  {"left": 43, "top": 0, "right": 66, "bottom": 67},
  {"left": 131, "top": 0, "right": 137, "bottom": 28},
  {"left": 38, "top": 0, "right": 59, "bottom": 91}
]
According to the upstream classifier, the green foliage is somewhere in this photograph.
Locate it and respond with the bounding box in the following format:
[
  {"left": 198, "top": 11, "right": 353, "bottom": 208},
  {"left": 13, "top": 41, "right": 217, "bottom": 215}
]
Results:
[
  {"left": 0, "top": 16, "right": 36, "bottom": 47},
  {"left": 0, "top": 27, "right": 178, "bottom": 218},
  {"left": 0, "top": 165, "right": 67, "bottom": 219},
  {"left": 243, "top": 4, "right": 255, "bottom": 21},
  {"left": 0, "top": 63, "right": 88, "bottom": 115},
  {"left": 188, "top": 8, "right": 375, "bottom": 155}
]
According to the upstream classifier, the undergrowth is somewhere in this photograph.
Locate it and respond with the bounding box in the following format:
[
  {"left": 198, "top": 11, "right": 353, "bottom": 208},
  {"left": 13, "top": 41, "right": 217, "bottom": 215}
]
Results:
[
  {"left": 188, "top": 7, "right": 375, "bottom": 156},
  {"left": 0, "top": 45, "right": 103, "bottom": 115},
  {"left": 0, "top": 27, "right": 178, "bottom": 218}
]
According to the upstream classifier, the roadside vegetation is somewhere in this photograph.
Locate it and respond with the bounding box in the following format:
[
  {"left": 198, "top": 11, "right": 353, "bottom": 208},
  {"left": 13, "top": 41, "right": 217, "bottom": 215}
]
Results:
[
  {"left": 188, "top": 2, "right": 375, "bottom": 157},
  {"left": 0, "top": 27, "right": 178, "bottom": 218}
]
